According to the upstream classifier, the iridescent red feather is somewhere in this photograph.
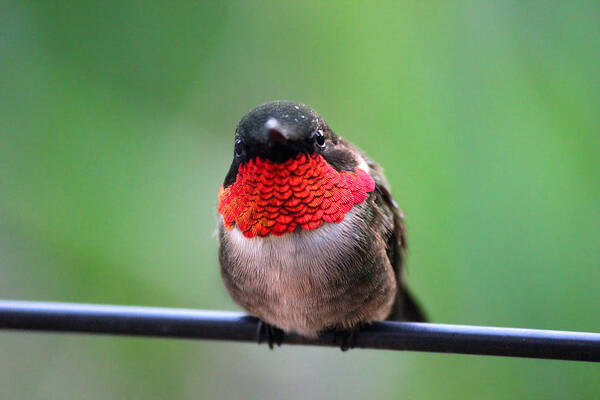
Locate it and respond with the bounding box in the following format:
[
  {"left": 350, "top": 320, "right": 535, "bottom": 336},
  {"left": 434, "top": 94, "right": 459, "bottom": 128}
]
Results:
[{"left": 218, "top": 153, "right": 375, "bottom": 238}]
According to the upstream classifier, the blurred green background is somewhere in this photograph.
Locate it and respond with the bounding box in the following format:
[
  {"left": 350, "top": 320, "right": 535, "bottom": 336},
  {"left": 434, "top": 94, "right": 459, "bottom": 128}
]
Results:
[{"left": 1, "top": 1, "right": 599, "bottom": 399}]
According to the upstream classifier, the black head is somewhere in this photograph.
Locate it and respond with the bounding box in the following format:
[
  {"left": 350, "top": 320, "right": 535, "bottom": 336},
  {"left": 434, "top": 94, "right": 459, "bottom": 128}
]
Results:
[
  {"left": 235, "top": 101, "right": 336, "bottom": 162},
  {"left": 223, "top": 101, "right": 342, "bottom": 186}
]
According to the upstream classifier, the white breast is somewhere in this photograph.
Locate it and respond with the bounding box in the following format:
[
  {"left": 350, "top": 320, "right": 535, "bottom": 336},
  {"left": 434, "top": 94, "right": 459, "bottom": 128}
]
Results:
[
  {"left": 220, "top": 204, "right": 394, "bottom": 336},
  {"left": 225, "top": 207, "right": 360, "bottom": 276}
]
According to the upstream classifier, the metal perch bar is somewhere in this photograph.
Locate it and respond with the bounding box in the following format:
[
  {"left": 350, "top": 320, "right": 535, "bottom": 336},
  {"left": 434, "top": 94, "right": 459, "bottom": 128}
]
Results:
[{"left": 0, "top": 300, "right": 598, "bottom": 362}]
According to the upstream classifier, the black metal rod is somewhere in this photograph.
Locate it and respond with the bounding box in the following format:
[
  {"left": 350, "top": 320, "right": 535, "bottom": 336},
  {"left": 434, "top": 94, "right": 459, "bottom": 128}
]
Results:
[{"left": 0, "top": 300, "right": 598, "bottom": 362}]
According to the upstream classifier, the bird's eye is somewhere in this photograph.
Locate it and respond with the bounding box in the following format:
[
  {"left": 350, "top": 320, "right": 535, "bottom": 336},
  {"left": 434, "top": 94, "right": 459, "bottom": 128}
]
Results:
[
  {"left": 314, "top": 130, "right": 326, "bottom": 147},
  {"left": 234, "top": 138, "right": 244, "bottom": 157}
]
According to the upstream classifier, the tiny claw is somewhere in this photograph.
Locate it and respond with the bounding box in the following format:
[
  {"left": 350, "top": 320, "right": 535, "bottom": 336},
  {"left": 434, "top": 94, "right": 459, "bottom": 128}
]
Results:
[
  {"left": 256, "top": 320, "right": 284, "bottom": 349},
  {"left": 256, "top": 320, "right": 265, "bottom": 345},
  {"left": 332, "top": 327, "right": 361, "bottom": 352}
]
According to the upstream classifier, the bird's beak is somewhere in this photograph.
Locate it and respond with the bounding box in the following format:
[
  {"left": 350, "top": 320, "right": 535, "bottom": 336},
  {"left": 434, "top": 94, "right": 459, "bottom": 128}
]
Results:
[{"left": 265, "top": 118, "right": 288, "bottom": 144}]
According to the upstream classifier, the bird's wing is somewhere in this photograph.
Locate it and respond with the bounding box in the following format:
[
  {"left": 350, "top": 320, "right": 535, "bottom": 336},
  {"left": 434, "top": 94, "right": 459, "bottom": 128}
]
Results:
[{"left": 357, "top": 148, "right": 427, "bottom": 322}]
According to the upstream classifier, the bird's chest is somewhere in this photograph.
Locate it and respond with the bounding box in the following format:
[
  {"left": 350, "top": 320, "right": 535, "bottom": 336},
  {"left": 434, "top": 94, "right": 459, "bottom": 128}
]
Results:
[
  {"left": 222, "top": 216, "right": 351, "bottom": 298},
  {"left": 218, "top": 204, "right": 391, "bottom": 336}
]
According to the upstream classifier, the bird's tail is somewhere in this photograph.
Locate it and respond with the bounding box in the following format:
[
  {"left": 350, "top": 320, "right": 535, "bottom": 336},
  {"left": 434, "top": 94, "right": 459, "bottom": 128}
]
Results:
[{"left": 388, "top": 286, "right": 428, "bottom": 322}]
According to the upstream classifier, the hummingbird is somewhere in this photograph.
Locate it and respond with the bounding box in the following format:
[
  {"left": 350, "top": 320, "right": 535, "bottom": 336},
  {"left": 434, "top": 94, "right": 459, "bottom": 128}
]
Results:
[{"left": 217, "top": 101, "right": 426, "bottom": 349}]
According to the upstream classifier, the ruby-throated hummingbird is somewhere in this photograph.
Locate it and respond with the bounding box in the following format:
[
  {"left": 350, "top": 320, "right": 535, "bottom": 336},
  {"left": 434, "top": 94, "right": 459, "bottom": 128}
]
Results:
[{"left": 217, "top": 101, "right": 426, "bottom": 349}]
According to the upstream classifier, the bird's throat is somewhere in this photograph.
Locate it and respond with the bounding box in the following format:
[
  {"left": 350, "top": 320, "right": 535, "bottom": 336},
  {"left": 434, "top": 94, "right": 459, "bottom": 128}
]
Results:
[{"left": 218, "top": 154, "right": 375, "bottom": 238}]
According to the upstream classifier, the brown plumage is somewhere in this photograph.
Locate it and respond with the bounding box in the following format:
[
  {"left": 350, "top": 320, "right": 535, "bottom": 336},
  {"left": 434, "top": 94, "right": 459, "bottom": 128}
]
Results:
[{"left": 218, "top": 101, "right": 426, "bottom": 346}]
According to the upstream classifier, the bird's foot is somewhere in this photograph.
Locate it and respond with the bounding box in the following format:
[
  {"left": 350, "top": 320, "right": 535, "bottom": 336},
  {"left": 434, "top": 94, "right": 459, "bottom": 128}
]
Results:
[
  {"left": 256, "top": 320, "right": 284, "bottom": 349},
  {"left": 332, "top": 326, "right": 361, "bottom": 352}
]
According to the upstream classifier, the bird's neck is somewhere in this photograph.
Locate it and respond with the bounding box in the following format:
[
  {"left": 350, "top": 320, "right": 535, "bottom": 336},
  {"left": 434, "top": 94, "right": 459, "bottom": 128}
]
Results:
[{"left": 218, "top": 153, "right": 375, "bottom": 238}]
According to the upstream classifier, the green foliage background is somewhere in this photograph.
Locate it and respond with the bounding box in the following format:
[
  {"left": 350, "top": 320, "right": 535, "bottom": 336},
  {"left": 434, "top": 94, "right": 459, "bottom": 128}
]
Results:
[{"left": 1, "top": 1, "right": 599, "bottom": 398}]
